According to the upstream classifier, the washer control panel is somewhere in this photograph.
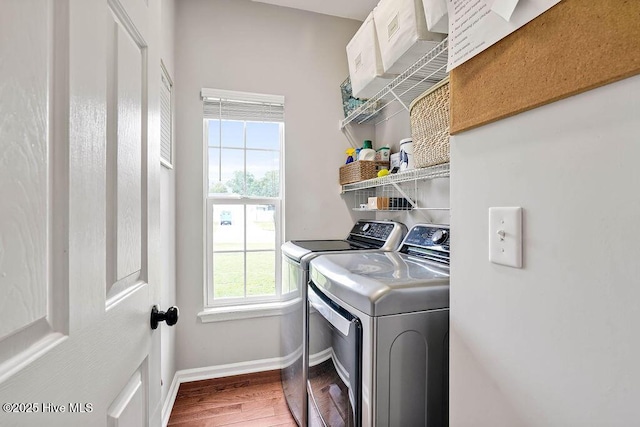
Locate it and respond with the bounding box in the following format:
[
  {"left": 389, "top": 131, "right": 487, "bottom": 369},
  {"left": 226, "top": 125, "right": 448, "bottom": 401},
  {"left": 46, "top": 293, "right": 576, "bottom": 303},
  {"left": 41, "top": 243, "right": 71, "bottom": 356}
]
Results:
[{"left": 401, "top": 224, "right": 450, "bottom": 264}]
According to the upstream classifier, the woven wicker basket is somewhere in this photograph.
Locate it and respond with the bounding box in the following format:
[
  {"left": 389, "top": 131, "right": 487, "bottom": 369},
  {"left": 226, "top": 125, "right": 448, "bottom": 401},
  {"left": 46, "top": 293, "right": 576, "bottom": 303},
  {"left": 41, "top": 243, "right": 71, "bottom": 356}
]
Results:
[
  {"left": 409, "top": 77, "right": 450, "bottom": 168},
  {"left": 339, "top": 161, "right": 389, "bottom": 185}
]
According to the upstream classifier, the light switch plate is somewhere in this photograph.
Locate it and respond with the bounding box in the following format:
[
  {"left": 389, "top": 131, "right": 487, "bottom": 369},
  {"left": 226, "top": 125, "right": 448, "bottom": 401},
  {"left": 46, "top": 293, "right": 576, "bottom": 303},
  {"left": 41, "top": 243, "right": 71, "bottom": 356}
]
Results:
[{"left": 489, "top": 207, "right": 522, "bottom": 268}]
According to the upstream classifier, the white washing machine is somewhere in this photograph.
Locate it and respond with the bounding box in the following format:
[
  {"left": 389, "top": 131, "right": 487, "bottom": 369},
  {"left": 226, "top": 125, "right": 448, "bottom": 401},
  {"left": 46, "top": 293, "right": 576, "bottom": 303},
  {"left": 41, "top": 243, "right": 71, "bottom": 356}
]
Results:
[
  {"left": 307, "top": 224, "right": 450, "bottom": 427},
  {"left": 280, "top": 220, "right": 407, "bottom": 426}
]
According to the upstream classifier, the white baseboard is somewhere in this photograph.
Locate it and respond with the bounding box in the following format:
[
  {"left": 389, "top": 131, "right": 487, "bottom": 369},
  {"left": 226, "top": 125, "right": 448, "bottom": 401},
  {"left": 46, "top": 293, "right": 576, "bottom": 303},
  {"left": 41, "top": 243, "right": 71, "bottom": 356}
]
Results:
[
  {"left": 161, "top": 374, "right": 181, "bottom": 427},
  {"left": 161, "top": 355, "right": 289, "bottom": 427}
]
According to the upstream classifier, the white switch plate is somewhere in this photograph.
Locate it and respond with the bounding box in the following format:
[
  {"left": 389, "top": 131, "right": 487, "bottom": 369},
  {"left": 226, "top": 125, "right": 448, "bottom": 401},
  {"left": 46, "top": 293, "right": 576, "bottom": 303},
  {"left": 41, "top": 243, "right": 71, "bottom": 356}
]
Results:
[{"left": 489, "top": 207, "right": 523, "bottom": 268}]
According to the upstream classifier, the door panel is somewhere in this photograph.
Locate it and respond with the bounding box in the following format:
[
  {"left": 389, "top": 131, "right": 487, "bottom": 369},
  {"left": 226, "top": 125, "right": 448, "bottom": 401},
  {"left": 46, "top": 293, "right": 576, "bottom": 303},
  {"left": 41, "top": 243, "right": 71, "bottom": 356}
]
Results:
[
  {"left": 0, "top": 0, "right": 67, "bottom": 383},
  {"left": 107, "top": 365, "right": 147, "bottom": 427},
  {"left": 106, "top": 4, "right": 146, "bottom": 301},
  {"left": 0, "top": 0, "right": 162, "bottom": 424},
  {"left": 115, "top": 22, "right": 143, "bottom": 282}
]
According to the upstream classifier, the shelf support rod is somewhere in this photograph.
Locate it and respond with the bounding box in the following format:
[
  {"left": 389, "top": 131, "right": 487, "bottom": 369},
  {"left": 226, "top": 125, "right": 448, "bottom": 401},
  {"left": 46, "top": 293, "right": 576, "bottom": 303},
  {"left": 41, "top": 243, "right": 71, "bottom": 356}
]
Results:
[
  {"left": 340, "top": 123, "right": 359, "bottom": 149},
  {"left": 415, "top": 208, "right": 433, "bottom": 222},
  {"left": 389, "top": 89, "right": 410, "bottom": 112},
  {"left": 375, "top": 107, "right": 406, "bottom": 127},
  {"left": 390, "top": 182, "right": 418, "bottom": 209}
]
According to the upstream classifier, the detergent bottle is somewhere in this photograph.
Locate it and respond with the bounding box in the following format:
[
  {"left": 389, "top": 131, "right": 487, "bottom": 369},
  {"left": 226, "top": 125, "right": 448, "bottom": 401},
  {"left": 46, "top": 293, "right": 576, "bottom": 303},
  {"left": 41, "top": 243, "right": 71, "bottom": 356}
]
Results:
[{"left": 358, "top": 140, "right": 376, "bottom": 161}]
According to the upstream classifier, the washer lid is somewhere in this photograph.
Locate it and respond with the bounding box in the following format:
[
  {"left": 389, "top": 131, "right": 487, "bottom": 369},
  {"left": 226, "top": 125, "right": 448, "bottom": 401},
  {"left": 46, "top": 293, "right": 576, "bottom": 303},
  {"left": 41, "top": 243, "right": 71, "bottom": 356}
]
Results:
[
  {"left": 310, "top": 252, "right": 449, "bottom": 317},
  {"left": 282, "top": 240, "right": 361, "bottom": 263}
]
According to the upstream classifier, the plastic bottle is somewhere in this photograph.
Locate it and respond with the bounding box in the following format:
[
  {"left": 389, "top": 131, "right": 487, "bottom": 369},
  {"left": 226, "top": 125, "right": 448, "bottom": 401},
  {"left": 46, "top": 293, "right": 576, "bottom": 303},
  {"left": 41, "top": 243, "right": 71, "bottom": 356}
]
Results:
[
  {"left": 359, "top": 140, "right": 376, "bottom": 161},
  {"left": 376, "top": 145, "right": 390, "bottom": 161},
  {"left": 399, "top": 138, "right": 414, "bottom": 170}
]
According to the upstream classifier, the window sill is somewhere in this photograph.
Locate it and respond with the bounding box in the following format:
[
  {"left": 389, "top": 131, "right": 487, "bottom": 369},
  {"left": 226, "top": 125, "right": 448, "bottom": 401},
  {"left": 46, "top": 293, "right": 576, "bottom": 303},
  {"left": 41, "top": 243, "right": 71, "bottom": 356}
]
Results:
[{"left": 197, "top": 298, "right": 300, "bottom": 323}]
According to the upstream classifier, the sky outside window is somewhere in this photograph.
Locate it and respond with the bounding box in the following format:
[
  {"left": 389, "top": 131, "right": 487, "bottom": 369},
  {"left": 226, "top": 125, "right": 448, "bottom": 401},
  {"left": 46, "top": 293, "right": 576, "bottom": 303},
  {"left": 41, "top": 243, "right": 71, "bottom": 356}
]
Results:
[{"left": 207, "top": 119, "right": 280, "bottom": 196}]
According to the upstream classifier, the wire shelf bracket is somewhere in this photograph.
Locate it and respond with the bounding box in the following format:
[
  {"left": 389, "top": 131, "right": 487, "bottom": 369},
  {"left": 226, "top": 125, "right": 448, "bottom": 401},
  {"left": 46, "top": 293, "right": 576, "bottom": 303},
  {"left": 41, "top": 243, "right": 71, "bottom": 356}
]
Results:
[{"left": 340, "top": 38, "right": 449, "bottom": 129}]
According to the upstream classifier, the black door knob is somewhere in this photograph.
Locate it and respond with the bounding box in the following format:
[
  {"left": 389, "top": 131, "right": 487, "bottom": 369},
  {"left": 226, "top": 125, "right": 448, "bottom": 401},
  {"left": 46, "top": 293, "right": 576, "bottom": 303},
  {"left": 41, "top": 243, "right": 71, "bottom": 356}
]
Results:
[{"left": 150, "top": 305, "right": 179, "bottom": 330}]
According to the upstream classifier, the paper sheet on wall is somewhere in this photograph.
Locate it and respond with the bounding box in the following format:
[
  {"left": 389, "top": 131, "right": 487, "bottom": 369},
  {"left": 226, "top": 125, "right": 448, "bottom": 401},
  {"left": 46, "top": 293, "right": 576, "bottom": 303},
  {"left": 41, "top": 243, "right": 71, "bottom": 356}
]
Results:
[{"left": 447, "top": 0, "right": 561, "bottom": 71}]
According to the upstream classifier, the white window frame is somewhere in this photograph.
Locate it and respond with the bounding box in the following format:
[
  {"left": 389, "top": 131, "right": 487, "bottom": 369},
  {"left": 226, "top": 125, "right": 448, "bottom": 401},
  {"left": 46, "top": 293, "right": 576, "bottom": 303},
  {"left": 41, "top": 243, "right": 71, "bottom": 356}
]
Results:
[
  {"left": 201, "top": 89, "right": 286, "bottom": 309},
  {"left": 160, "top": 61, "right": 173, "bottom": 169}
]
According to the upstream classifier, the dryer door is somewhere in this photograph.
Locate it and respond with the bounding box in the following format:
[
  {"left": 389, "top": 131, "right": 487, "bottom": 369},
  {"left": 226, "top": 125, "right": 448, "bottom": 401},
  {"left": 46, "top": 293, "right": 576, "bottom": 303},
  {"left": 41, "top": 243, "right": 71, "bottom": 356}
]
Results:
[
  {"left": 307, "top": 283, "right": 362, "bottom": 427},
  {"left": 281, "top": 256, "right": 306, "bottom": 425}
]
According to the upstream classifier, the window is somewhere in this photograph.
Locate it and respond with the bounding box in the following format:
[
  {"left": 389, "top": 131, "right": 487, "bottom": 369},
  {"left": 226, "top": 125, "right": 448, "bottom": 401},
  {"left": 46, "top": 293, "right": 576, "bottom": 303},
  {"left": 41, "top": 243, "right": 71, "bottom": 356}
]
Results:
[
  {"left": 160, "top": 63, "right": 173, "bottom": 168},
  {"left": 202, "top": 89, "right": 285, "bottom": 307}
]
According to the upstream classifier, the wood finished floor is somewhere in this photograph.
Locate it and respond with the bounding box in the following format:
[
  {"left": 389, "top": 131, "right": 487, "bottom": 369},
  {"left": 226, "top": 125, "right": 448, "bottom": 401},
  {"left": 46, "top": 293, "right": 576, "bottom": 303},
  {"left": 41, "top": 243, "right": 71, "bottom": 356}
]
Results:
[{"left": 168, "top": 370, "right": 297, "bottom": 427}]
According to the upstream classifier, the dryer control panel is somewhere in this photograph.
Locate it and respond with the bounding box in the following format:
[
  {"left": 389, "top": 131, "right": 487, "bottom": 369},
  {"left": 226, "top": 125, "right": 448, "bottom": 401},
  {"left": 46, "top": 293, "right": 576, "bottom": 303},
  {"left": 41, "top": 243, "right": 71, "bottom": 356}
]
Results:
[
  {"left": 350, "top": 221, "right": 394, "bottom": 239},
  {"left": 347, "top": 220, "right": 407, "bottom": 250}
]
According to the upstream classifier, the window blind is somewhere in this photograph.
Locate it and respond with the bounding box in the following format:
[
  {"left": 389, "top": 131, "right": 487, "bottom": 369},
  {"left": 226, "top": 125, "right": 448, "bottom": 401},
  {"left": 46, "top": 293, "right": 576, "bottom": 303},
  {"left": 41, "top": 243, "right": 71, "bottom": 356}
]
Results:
[
  {"left": 160, "top": 69, "right": 172, "bottom": 166},
  {"left": 201, "top": 89, "right": 284, "bottom": 122}
]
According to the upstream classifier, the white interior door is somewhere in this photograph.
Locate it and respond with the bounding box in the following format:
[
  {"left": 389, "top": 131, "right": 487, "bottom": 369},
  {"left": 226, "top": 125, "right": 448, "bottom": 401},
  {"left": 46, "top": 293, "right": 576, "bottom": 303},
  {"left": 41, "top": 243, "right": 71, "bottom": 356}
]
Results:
[{"left": 0, "top": 0, "right": 163, "bottom": 425}]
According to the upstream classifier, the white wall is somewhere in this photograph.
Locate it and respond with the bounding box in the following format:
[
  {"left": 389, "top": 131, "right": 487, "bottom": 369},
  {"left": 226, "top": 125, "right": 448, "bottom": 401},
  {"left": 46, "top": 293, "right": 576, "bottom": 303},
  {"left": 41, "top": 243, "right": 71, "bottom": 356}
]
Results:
[
  {"left": 450, "top": 74, "right": 640, "bottom": 426},
  {"left": 375, "top": 107, "right": 411, "bottom": 151},
  {"left": 159, "top": 0, "right": 176, "bottom": 405},
  {"left": 174, "top": 0, "right": 361, "bottom": 369}
]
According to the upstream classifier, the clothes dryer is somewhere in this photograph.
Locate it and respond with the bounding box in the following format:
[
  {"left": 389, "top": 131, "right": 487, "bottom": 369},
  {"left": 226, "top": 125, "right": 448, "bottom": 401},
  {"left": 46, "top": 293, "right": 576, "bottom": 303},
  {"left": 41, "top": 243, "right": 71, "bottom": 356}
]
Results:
[{"left": 280, "top": 220, "right": 407, "bottom": 426}]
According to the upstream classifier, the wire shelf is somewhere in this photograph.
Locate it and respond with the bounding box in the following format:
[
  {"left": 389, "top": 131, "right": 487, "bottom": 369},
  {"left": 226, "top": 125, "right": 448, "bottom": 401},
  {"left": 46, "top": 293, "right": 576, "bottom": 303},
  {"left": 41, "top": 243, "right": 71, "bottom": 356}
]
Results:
[
  {"left": 341, "top": 163, "right": 450, "bottom": 193},
  {"left": 351, "top": 187, "right": 415, "bottom": 212},
  {"left": 340, "top": 38, "right": 449, "bottom": 128}
]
